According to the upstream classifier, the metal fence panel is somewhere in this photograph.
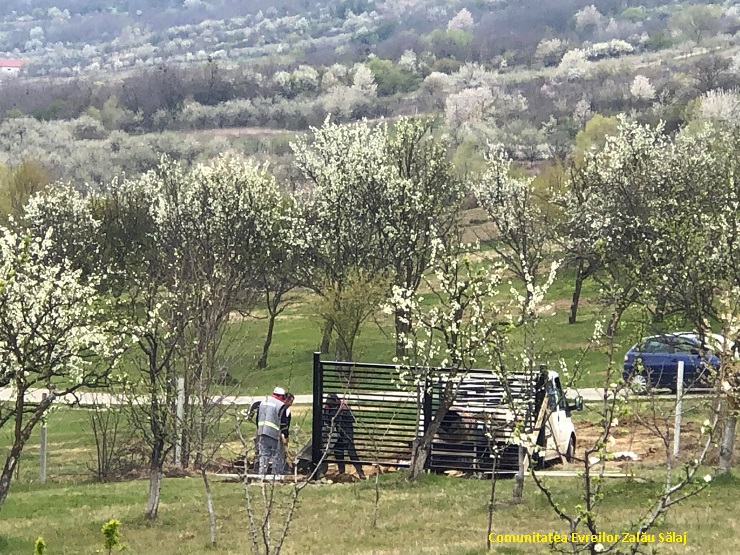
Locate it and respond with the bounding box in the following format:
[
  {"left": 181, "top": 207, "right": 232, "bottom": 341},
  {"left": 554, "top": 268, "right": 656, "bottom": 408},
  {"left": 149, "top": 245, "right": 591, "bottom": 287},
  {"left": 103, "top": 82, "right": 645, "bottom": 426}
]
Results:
[{"left": 311, "top": 353, "right": 537, "bottom": 475}]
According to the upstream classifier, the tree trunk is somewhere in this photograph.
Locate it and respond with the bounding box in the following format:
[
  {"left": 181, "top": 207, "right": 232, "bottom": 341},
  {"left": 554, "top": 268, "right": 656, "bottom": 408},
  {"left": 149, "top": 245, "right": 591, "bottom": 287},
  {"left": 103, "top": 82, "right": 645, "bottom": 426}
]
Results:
[
  {"left": 319, "top": 320, "right": 333, "bottom": 354},
  {"left": 653, "top": 291, "right": 666, "bottom": 324},
  {"left": 485, "top": 452, "right": 499, "bottom": 550},
  {"left": 335, "top": 334, "right": 353, "bottom": 363},
  {"left": 719, "top": 399, "right": 737, "bottom": 474},
  {"left": 257, "top": 311, "right": 277, "bottom": 369},
  {"left": 606, "top": 309, "right": 621, "bottom": 339},
  {"left": 409, "top": 437, "right": 432, "bottom": 480},
  {"left": 395, "top": 308, "right": 411, "bottom": 358},
  {"left": 0, "top": 396, "right": 52, "bottom": 513},
  {"left": 145, "top": 466, "right": 163, "bottom": 519},
  {"left": 371, "top": 466, "right": 380, "bottom": 529},
  {"left": 0, "top": 446, "right": 22, "bottom": 511},
  {"left": 569, "top": 260, "right": 585, "bottom": 324},
  {"left": 409, "top": 403, "right": 449, "bottom": 480},
  {"left": 335, "top": 333, "right": 354, "bottom": 385},
  {"left": 193, "top": 408, "right": 207, "bottom": 470},
  {"left": 201, "top": 467, "right": 217, "bottom": 546},
  {"left": 181, "top": 375, "right": 191, "bottom": 468}
]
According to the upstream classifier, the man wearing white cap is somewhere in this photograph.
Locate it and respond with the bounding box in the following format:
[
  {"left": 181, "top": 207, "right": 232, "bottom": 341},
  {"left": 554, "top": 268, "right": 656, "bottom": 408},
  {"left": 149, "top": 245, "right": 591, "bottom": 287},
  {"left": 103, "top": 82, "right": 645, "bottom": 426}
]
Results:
[{"left": 257, "top": 387, "right": 286, "bottom": 475}]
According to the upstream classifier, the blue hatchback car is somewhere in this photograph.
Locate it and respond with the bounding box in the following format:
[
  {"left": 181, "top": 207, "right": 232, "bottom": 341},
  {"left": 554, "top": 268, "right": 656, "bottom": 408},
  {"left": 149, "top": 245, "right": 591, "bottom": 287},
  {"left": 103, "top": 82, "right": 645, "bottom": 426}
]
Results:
[{"left": 622, "top": 332, "right": 725, "bottom": 392}]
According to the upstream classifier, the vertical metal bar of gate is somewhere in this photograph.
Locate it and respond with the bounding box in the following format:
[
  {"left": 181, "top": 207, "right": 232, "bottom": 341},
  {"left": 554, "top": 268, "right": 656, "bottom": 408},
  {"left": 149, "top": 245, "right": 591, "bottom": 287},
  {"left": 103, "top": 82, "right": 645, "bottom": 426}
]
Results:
[
  {"left": 422, "top": 380, "right": 433, "bottom": 470},
  {"left": 311, "top": 352, "right": 323, "bottom": 471}
]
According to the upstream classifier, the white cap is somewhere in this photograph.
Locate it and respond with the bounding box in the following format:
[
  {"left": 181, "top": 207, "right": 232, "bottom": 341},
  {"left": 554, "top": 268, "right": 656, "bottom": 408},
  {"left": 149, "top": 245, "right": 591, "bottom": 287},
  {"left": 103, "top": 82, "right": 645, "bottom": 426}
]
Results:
[{"left": 273, "top": 386, "right": 286, "bottom": 396}]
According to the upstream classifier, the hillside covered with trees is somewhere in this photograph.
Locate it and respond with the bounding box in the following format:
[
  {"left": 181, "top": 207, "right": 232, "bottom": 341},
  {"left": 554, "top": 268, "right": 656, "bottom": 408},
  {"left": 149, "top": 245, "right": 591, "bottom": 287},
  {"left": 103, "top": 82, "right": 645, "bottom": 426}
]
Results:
[{"left": 0, "top": 0, "right": 740, "bottom": 188}]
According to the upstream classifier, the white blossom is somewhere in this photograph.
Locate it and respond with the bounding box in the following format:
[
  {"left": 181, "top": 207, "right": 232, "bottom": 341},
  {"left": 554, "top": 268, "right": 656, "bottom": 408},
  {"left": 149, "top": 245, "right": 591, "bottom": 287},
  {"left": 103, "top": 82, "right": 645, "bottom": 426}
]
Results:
[
  {"left": 630, "top": 75, "right": 655, "bottom": 102},
  {"left": 556, "top": 49, "right": 593, "bottom": 81},
  {"left": 447, "top": 8, "right": 474, "bottom": 31},
  {"left": 700, "top": 89, "right": 740, "bottom": 127}
]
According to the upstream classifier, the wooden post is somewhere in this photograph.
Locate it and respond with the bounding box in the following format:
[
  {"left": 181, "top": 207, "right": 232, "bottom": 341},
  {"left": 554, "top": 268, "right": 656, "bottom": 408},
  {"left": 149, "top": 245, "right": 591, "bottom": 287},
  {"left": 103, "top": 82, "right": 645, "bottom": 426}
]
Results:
[
  {"left": 175, "top": 377, "right": 185, "bottom": 468},
  {"left": 40, "top": 393, "right": 47, "bottom": 484},
  {"left": 673, "top": 361, "right": 684, "bottom": 459},
  {"left": 311, "top": 352, "right": 323, "bottom": 474}
]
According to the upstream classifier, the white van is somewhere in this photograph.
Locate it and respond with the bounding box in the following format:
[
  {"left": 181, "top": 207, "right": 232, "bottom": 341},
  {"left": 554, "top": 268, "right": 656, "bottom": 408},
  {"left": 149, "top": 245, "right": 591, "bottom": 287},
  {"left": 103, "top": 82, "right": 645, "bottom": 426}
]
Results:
[
  {"left": 532, "top": 370, "right": 582, "bottom": 465},
  {"left": 429, "top": 369, "right": 583, "bottom": 472}
]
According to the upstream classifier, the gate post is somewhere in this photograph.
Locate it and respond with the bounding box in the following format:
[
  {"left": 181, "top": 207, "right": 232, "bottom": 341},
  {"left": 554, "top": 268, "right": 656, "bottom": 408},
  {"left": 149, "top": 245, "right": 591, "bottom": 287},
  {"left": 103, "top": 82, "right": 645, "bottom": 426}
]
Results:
[
  {"left": 423, "top": 377, "right": 433, "bottom": 469},
  {"left": 311, "top": 352, "right": 323, "bottom": 474}
]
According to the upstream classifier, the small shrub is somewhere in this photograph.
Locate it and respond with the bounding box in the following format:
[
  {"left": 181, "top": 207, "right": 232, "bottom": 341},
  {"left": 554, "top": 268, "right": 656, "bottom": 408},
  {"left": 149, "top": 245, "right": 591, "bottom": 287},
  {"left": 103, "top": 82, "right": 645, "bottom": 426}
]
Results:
[
  {"left": 101, "top": 519, "right": 122, "bottom": 554},
  {"left": 33, "top": 537, "right": 46, "bottom": 555}
]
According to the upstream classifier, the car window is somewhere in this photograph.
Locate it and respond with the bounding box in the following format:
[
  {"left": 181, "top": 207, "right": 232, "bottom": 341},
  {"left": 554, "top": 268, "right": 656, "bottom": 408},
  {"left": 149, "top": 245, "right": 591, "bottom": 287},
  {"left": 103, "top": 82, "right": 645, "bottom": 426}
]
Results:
[
  {"left": 641, "top": 339, "right": 672, "bottom": 354},
  {"left": 547, "top": 379, "right": 559, "bottom": 411},
  {"left": 673, "top": 338, "right": 700, "bottom": 353},
  {"left": 554, "top": 377, "right": 568, "bottom": 410}
]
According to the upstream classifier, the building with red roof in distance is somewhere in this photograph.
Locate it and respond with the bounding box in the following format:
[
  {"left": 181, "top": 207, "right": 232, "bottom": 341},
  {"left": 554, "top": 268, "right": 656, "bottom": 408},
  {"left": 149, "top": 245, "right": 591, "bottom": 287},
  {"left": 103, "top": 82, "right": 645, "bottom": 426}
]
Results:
[{"left": 0, "top": 59, "right": 27, "bottom": 78}]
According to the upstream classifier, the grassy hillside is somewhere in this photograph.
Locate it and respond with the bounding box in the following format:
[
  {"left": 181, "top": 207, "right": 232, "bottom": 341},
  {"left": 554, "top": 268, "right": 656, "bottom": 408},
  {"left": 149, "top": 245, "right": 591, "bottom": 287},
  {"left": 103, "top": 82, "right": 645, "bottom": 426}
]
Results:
[{"left": 220, "top": 263, "right": 641, "bottom": 396}]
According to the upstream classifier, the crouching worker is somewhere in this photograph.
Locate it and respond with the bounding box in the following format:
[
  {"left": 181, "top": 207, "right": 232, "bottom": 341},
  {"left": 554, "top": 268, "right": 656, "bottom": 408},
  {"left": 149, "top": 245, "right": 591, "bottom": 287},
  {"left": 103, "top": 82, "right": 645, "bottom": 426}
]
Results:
[{"left": 257, "top": 386, "right": 286, "bottom": 475}]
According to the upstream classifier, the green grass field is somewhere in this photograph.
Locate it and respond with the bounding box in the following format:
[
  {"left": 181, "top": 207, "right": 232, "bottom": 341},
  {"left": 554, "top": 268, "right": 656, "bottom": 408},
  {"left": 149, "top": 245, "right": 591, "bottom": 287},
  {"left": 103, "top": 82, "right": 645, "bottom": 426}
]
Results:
[{"left": 1, "top": 468, "right": 738, "bottom": 554}]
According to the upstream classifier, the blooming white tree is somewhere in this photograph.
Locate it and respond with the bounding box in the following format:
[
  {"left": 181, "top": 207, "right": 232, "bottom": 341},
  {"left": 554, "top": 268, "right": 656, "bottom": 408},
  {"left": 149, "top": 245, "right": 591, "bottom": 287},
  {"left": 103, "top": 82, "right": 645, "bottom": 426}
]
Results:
[
  {"left": 352, "top": 64, "right": 377, "bottom": 97},
  {"left": 474, "top": 145, "right": 556, "bottom": 313},
  {"left": 292, "top": 119, "right": 394, "bottom": 359},
  {"left": 169, "top": 154, "right": 294, "bottom": 380},
  {"left": 630, "top": 75, "right": 656, "bottom": 102},
  {"left": 321, "top": 85, "right": 357, "bottom": 119},
  {"left": 500, "top": 118, "right": 735, "bottom": 553},
  {"left": 88, "top": 165, "right": 188, "bottom": 519},
  {"left": 419, "top": 72, "right": 453, "bottom": 110},
  {"left": 699, "top": 89, "right": 740, "bottom": 127},
  {"left": 388, "top": 232, "right": 559, "bottom": 484},
  {"left": 0, "top": 227, "right": 126, "bottom": 510},
  {"left": 556, "top": 49, "right": 593, "bottom": 81},
  {"left": 730, "top": 52, "right": 740, "bottom": 76},
  {"left": 574, "top": 5, "right": 605, "bottom": 32},
  {"left": 398, "top": 49, "right": 417, "bottom": 72},
  {"left": 91, "top": 155, "right": 295, "bottom": 518},
  {"left": 534, "top": 38, "right": 566, "bottom": 66},
  {"left": 293, "top": 65, "right": 320, "bottom": 92},
  {"left": 562, "top": 117, "right": 670, "bottom": 331},
  {"left": 321, "top": 66, "right": 378, "bottom": 120},
  {"left": 585, "top": 39, "right": 634, "bottom": 60},
  {"left": 449, "top": 62, "right": 499, "bottom": 91},
  {"left": 381, "top": 118, "right": 463, "bottom": 356},
  {"left": 23, "top": 184, "right": 101, "bottom": 275},
  {"left": 573, "top": 96, "right": 594, "bottom": 126},
  {"left": 388, "top": 245, "right": 510, "bottom": 479},
  {"left": 447, "top": 8, "right": 474, "bottom": 31},
  {"left": 292, "top": 118, "right": 462, "bottom": 359},
  {"left": 445, "top": 87, "right": 495, "bottom": 132}
]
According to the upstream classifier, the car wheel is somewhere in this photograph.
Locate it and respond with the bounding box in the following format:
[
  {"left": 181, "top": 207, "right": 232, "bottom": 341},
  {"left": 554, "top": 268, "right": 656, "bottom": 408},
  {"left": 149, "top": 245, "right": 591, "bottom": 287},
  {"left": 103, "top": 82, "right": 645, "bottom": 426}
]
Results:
[
  {"left": 563, "top": 437, "right": 575, "bottom": 463},
  {"left": 629, "top": 374, "right": 648, "bottom": 394}
]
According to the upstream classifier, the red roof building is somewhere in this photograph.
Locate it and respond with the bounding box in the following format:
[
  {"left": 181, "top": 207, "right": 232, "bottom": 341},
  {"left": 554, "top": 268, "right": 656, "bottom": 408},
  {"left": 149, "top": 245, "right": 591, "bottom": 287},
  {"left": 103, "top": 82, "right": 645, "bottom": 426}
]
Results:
[
  {"left": 0, "top": 59, "right": 26, "bottom": 77},
  {"left": 0, "top": 59, "right": 25, "bottom": 68}
]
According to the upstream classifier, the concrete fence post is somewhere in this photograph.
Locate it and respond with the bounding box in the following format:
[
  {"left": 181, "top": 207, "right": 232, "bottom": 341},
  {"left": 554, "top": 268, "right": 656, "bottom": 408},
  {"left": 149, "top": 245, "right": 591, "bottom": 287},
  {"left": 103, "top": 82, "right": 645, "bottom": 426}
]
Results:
[
  {"left": 175, "top": 377, "right": 185, "bottom": 468},
  {"left": 673, "top": 361, "right": 684, "bottom": 458},
  {"left": 40, "top": 392, "right": 48, "bottom": 484}
]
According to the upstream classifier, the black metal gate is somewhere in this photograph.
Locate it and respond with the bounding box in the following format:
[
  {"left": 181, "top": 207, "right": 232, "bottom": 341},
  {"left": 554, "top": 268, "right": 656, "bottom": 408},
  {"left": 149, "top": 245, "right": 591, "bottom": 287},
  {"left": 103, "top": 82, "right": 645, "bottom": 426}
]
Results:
[{"left": 311, "top": 353, "right": 538, "bottom": 475}]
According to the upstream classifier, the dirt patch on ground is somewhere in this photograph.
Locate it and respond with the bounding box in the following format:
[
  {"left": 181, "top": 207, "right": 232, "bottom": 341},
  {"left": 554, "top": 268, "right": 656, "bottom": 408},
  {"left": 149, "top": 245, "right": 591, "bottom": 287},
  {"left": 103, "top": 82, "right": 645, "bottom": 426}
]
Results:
[{"left": 574, "top": 413, "right": 727, "bottom": 471}]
